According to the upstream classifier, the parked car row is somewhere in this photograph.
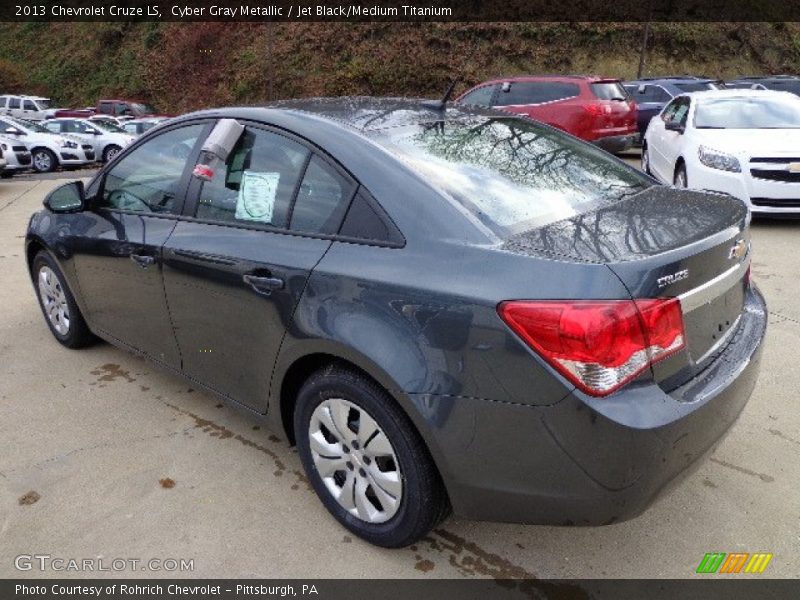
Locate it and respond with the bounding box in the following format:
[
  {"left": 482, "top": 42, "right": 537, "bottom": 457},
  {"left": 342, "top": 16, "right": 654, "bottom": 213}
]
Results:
[
  {"left": 457, "top": 74, "right": 800, "bottom": 153},
  {"left": 0, "top": 94, "right": 170, "bottom": 122},
  {"left": 0, "top": 115, "right": 135, "bottom": 175}
]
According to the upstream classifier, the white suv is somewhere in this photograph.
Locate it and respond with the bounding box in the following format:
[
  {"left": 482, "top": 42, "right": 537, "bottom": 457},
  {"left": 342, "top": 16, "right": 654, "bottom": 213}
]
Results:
[
  {"left": 0, "top": 95, "right": 58, "bottom": 121},
  {"left": 0, "top": 116, "right": 95, "bottom": 172}
]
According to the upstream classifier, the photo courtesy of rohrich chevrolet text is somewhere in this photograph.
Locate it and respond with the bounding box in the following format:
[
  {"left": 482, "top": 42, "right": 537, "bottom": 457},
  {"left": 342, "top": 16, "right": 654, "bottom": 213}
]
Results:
[{"left": 0, "top": 1, "right": 797, "bottom": 599}]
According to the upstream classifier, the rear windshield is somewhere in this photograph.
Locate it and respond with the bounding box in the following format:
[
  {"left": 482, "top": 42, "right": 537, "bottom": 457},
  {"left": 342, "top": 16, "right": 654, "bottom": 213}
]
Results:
[
  {"left": 590, "top": 82, "right": 628, "bottom": 100},
  {"left": 695, "top": 96, "right": 800, "bottom": 129},
  {"left": 371, "top": 116, "right": 651, "bottom": 237}
]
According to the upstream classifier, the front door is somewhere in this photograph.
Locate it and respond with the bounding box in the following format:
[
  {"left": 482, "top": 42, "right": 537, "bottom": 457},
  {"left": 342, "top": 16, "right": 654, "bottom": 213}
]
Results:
[{"left": 71, "top": 122, "right": 209, "bottom": 368}]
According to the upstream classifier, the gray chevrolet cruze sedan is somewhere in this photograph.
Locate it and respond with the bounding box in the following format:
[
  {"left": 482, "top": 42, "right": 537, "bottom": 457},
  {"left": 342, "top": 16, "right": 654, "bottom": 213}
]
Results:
[{"left": 26, "top": 98, "right": 766, "bottom": 547}]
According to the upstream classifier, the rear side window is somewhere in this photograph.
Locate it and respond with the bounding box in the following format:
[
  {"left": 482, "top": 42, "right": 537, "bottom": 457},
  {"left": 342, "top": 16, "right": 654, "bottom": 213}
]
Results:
[
  {"left": 195, "top": 127, "right": 309, "bottom": 229},
  {"left": 460, "top": 85, "right": 496, "bottom": 107},
  {"left": 675, "top": 82, "right": 715, "bottom": 92},
  {"left": 631, "top": 85, "right": 671, "bottom": 103},
  {"left": 590, "top": 82, "right": 628, "bottom": 100},
  {"left": 495, "top": 82, "right": 580, "bottom": 106},
  {"left": 0, "top": 96, "right": 7, "bottom": 108},
  {"left": 290, "top": 155, "right": 355, "bottom": 234},
  {"left": 9, "top": 97, "right": 20, "bottom": 109}
]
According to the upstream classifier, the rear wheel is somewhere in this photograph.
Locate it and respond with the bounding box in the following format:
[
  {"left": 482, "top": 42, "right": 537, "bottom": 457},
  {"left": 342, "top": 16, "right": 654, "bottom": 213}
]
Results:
[
  {"left": 32, "top": 148, "right": 57, "bottom": 173},
  {"left": 294, "top": 365, "right": 450, "bottom": 547},
  {"left": 674, "top": 163, "right": 688, "bottom": 188},
  {"left": 32, "top": 251, "right": 95, "bottom": 348}
]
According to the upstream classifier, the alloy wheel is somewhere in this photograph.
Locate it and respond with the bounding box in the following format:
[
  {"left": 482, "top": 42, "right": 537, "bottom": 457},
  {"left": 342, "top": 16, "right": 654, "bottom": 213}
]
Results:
[
  {"left": 33, "top": 151, "right": 52, "bottom": 172},
  {"left": 308, "top": 397, "right": 403, "bottom": 523},
  {"left": 37, "top": 266, "right": 70, "bottom": 335}
]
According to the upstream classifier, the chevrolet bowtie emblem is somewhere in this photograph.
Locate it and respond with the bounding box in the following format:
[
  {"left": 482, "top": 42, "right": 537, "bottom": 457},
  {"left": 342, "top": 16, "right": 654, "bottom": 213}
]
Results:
[{"left": 728, "top": 239, "right": 748, "bottom": 260}]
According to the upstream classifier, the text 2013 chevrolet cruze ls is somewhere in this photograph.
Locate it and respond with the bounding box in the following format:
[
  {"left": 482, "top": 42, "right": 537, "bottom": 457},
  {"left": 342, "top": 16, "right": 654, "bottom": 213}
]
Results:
[{"left": 26, "top": 98, "right": 766, "bottom": 547}]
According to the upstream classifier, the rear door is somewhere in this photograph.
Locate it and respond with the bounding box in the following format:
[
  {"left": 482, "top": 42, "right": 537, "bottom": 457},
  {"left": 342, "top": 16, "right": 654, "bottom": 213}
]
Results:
[
  {"left": 71, "top": 121, "right": 210, "bottom": 367},
  {"left": 162, "top": 122, "right": 357, "bottom": 411}
]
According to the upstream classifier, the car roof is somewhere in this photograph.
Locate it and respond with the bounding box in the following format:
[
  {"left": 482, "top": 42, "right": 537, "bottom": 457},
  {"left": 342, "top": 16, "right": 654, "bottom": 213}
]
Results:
[
  {"left": 472, "top": 75, "right": 620, "bottom": 85},
  {"left": 678, "top": 88, "right": 798, "bottom": 100},
  {"left": 625, "top": 77, "right": 718, "bottom": 85}
]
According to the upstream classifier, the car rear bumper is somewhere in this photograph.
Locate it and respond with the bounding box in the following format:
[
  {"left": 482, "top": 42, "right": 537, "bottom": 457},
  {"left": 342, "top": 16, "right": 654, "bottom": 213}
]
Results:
[
  {"left": 411, "top": 285, "right": 766, "bottom": 525},
  {"left": 593, "top": 133, "right": 637, "bottom": 153}
]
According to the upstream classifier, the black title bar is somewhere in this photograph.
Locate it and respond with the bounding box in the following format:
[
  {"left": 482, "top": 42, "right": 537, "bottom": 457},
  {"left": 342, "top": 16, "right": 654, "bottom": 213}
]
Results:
[{"left": 2, "top": 0, "right": 800, "bottom": 22}]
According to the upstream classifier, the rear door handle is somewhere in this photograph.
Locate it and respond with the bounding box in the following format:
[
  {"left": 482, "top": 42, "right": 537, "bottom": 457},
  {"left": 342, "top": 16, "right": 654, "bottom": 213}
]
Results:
[
  {"left": 243, "top": 272, "right": 284, "bottom": 296},
  {"left": 130, "top": 253, "right": 157, "bottom": 268}
]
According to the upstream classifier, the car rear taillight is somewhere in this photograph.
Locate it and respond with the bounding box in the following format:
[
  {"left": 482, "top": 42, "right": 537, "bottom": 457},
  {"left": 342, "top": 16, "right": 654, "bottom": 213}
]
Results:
[
  {"left": 583, "top": 104, "right": 606, "bottom": 117},
  {"left": 497, "top": 299, "right": 685, "bottom": 396}
]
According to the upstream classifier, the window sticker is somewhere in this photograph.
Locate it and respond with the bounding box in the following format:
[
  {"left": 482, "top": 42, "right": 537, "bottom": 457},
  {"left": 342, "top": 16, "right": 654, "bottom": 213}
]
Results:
[{"left": 235, "top": 171, "right": 280, "bottom": 223}]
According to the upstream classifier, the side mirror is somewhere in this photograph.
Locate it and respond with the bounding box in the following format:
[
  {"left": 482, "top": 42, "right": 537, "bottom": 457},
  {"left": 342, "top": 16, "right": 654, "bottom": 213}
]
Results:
[
  {"left": 44, "top": 181, "right": 85, "bottom": 213},
  {"left": 665, "top": 120, "right": 685, "bottom": 134}
]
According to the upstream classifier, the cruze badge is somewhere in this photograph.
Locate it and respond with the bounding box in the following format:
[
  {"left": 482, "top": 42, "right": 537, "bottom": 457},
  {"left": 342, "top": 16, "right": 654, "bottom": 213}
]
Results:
[
  {"left": 657, "top": 269, "right": 689, "bottom": 288},
  {"left": 728, "top": 239, "right": 748, "bottom": 260}
]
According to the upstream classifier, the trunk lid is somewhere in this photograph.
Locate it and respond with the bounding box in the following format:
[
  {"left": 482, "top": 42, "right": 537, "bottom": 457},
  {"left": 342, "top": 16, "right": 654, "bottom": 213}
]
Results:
[{"left": 502, "top": 186, "right": 750, "bottom": 391}]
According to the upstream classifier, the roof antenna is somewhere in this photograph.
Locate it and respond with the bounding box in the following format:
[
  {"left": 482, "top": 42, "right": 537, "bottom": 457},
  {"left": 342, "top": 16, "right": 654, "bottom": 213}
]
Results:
[
  {"left": 421, "top": 77, "right": 460, "bottom": 112},
  {"left": 419, "top": 36, "right": 481, "bottom": 113}
]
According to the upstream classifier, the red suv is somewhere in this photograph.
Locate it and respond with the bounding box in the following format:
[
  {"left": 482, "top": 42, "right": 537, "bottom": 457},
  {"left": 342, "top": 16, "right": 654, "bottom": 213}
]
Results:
[{"left": 457, "top": 76, "right": 638, "bottom": 153}]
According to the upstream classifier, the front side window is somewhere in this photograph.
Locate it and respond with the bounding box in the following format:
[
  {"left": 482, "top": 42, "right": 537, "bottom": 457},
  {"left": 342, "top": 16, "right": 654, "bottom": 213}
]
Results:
[
  {"left": 23, "top": 100, "right": 36, "bottom": 111},
  {"left": 673, "top": 99, "right": 691, "bottom": 126},
  {"left": 195, "top": 127, "right": 309, "bottom": 228},
  {"left": 661, "top": 98, "right": 682, "bottom": 122},
  {"left": 641, "top": 86, "right": 671, "bottom": 103},
  {"left": 460, "top": 86, "right": 496, "bottom": 107},
  {"left": 99, "top": 124, "right": 204, "bottom": 213},
  {"left": 98, "top": 102, "right": 113, "bottom": 115}
]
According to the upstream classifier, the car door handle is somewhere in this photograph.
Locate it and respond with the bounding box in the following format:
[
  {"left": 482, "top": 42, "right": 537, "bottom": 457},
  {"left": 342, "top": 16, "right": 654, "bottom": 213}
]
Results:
[
  {"left": 130, "top": 253, "right": 157, "bottom": 268},
  {"left": 243, "top": 272, "right": 284, "bottom": 296}
]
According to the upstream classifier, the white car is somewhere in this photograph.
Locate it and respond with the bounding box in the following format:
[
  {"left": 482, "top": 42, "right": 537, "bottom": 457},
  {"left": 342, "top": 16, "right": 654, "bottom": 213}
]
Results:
[
  {"left": 643, "top": 89, "right": 800, "bottom": 215},
  {"left": 0, "top": 135, "right": 32, "bottom": 177},
  {"left": 122, "top": 117, "right": 167, "bottom": 136},
  {"left": 0, "top": 116, "right": 95, "bottom": 172},
  {"left": 43, "top": 117, "right": 134, "bottom": 163}
]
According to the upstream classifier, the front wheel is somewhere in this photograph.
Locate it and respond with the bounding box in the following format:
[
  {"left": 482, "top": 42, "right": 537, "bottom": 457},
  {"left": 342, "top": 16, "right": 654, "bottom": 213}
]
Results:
[
  {"left": 674, "top": 163, "right": 688, "bottom": 188},
  {"left": 32, "top": 251, "right": 95, "bottom": 348},
  {"left": 32, "top": 148, "right": 57, "bottom": 173},
  {"left": 103, "top": 145, "right": 122, "bottom": 163},
  {"left": 641, "top": 143, "right": 652, "bottom": 175},
  {"left": 294, "top": 366, "right": 450, "bottom": 547}
]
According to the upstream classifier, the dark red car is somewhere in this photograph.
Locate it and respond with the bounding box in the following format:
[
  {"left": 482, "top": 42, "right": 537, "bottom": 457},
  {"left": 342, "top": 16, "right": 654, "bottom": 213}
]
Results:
[
  {"left": 457, "top": 75, "right": 638, "bottom": 153},
  {"left": 54, "top": 99, "right": 170, "bottom": 119}
]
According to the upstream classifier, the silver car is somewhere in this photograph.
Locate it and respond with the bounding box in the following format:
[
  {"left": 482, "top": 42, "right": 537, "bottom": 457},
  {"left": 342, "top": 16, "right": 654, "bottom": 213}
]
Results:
[
  {"left": 44, "top": 118, "right": 135, "bottom": 163},
  {"left": 0, "top": 135, "right": 32, "bottom": 176}
]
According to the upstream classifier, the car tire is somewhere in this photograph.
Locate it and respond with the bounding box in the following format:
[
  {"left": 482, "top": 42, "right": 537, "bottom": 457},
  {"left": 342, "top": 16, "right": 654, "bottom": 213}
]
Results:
[
  {"left": 103, "top": 145, "right": 122, "bottom": 163},
  {"left": 294, "top": 364, "right": 450, "bottom": 547},
  {"left": 31, "top": 148, "right": 57, "bottom": 173},
  {"left": 674, "top": 163, "right": 688, "bottom": 188},
  {"left": 32, "top": 251, "right": 95, "bottom": 348},
  {"left": 641, "top": 143, "right": 652, "bottom": 175}
]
